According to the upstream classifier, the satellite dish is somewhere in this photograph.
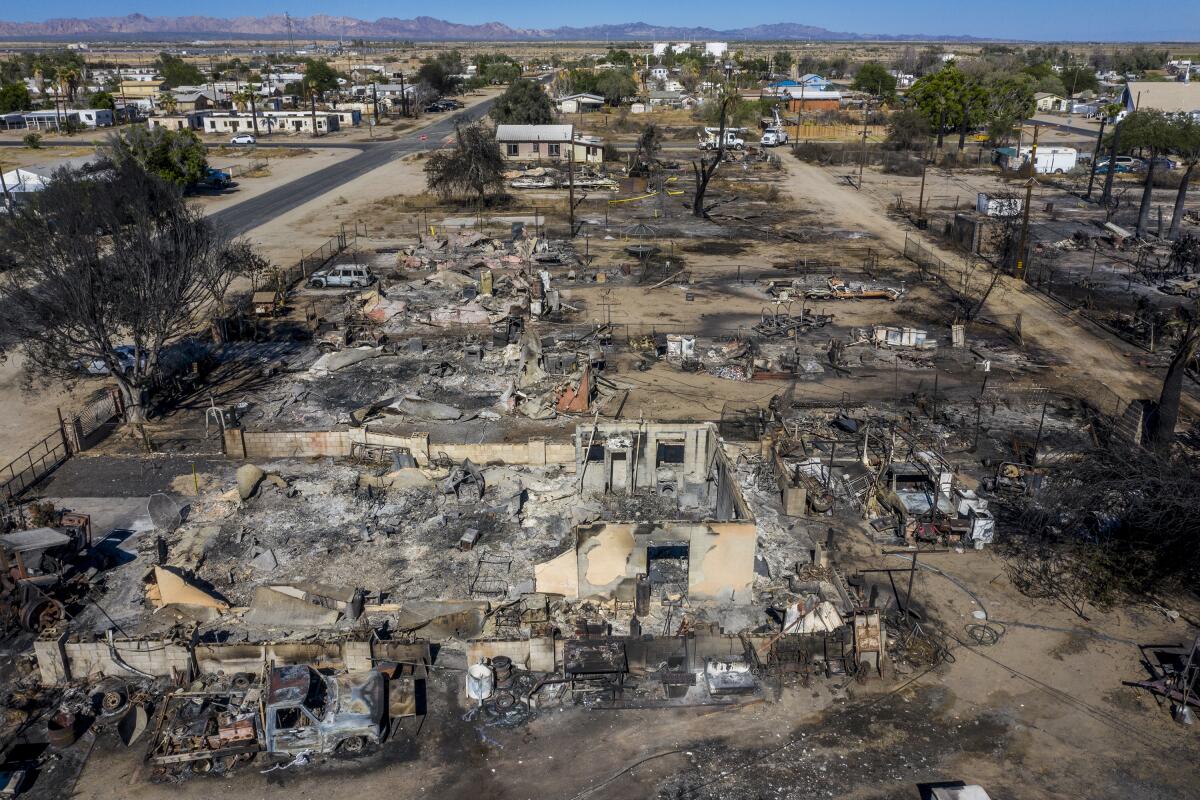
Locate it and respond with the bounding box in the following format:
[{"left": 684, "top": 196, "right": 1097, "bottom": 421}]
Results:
[{"left": 147, "top": 493, "right": 184, "bottom": 534}]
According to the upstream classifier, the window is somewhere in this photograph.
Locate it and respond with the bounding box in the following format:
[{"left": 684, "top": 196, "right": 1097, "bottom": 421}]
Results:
[
  {"left": 657, "top": 441, "right": 686, "bottom": 465},
  {"left": 531, "top": 142, "right": 540, "bottom": 154},
  {"left": 506, "top": 143, "right": 519, "bottom": 157},
  {"left": 548, "top": 143, "right": 561, "bottom": 157}
]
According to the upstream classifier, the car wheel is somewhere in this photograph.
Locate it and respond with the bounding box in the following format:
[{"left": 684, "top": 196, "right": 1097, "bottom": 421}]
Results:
[
  {"left": 339, "top": 736, "right": 365, "bottom": 754},
  {"left": 1054, "top": 168, "right": 1064, "bottom": 174},
  {"left": 311, "top": 279, "right": 325, "bottom": 288},
  {"left": 352, "top": 280, "right": 364, "bottom": 288}
]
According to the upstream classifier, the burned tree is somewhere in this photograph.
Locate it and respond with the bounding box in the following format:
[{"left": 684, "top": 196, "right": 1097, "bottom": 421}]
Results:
[
  {"left": 691, "top": 91, "right": 737, "bottom": 218},
  {"left": 1002, "top": 441, "right": 1200, "bottom": 616},
  {"left": 1149, "top": 313, "right": 1200, "bottom": 448},
  {"left": 0, "top": 161, "right": 259, "bottom": 423},
  {"left": 424, "top": 121, "right": 507, "bottom": 206}
]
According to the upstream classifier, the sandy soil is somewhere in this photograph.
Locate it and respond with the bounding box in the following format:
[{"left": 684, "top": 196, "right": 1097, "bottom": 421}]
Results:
[
  {"left": 0, "top": 355, "right": 111, "bottom": 466},
  {"left": 190, "top": 146, "right": 361, "bottom": 216},
  {"left": 0, "top": 145, "right": 98, "bottom": 173}
]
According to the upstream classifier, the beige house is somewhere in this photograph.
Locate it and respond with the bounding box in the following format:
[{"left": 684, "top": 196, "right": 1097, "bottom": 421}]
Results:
[
  {"left": 1034, "top": 92, "right": 1068, "bottom": 112},
  {"left": 119, "top": 80, "right": 167, "bottom": 100},
  {"left": 202, "top": 112, "right": 339, "bottom": 135},
  {"left": 495, "top": 124, "right": 604, "bottom": 164},
  {"left": 1121, "top": 81, "right": 1200, "bottom": 118},
  {"left": 147, "top": 111, "right": 211, "bottom": 132}
]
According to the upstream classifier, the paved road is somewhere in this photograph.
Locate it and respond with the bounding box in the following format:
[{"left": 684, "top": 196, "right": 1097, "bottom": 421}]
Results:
[
  {"left": 211, "top": 100, "right": 497, "bottom": 236},
  {"left": 1023, "top": 117, "right": 1100, "bottom": 138}
]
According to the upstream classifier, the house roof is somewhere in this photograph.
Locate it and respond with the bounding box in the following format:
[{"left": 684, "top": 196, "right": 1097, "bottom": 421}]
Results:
[
  {"left": 1123, "top": 81, "right": 1200, "bottom": 113},
  {"left": 496, "top": 124, "right": 574, "bottom": 142},
  {"left": 1034, "top": 92, "right": 1064, "bottom": 100},
  {"left": 558, "top": 93, "right": 605, "bottom": 103}
]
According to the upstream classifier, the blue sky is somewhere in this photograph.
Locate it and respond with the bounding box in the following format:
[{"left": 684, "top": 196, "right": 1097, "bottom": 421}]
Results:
[{"left": 6, "top": 2, "right": 1199, "bottom": 41}]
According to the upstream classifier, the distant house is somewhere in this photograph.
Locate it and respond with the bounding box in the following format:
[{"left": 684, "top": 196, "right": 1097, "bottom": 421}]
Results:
[
  {"left": 147, "top": 111, "right": 211, "bottom": 132},
  {"left": 22, "top": 110, "right": 81, "bottom": 131},
  {"left": 1035, "top": 92, "right": 1068, "bottom": 112},
  {"left": 557, "top": 93, "right": 605, "bottom": 114},
  {"left": 774, "top": 87, "right": 842, "bottom": 112},
  {"left": 64, "top": 108, "right": 114, "bottom": 127},
  {"left": 1121, "top": 81, "right": 1200, "bottom": 119},
  {"left": 649, "top": 66, "right": 669, "bottom": 82},
  {"left": 170, "top": 93, "right": 214, "bottom": 113},
  {"left": 495, "top": 124, "right": 603, "bottom": 164},
  {"left": 202, "top": 112, "right": 339, "bottom": 136},
  {"left": 118, "top": 80, "right": 167, "bottom": 100},
  {"left": 798, "top": 74, "right": 830, "bottom": 90}
]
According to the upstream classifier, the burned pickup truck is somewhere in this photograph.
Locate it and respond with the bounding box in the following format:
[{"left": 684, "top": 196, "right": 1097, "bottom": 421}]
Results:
[{"left": 144, "top": 657, "right": 426, "bottom": 774}]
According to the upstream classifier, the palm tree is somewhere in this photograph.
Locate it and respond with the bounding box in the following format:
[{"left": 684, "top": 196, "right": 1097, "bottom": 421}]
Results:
[
  {"left": 63, "top": 68, "right": 81, "bottom": 103},
  {"left": 157, "top": 92, "right": 178, "bottom": 115},
  {"left": 231, "top": 90, "right": 250, "bottom": 112},
  {"left": 1168, "top": 114, "right": 1200, "bottom": 241}
]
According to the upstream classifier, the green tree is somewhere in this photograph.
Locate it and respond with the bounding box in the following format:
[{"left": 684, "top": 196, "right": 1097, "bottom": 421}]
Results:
[
  {"left": 592, "top": 70, "right": 638, "bottom": 106},
  {"left": 424, "top": 121, "right": 506, "bottom": 204},
  {"left": 101, "top": 127, "right": 208, "bottom": 188},
  {"left": 605, "top": 49, "right": 634, "bottom": 67},
  {"left": 490, "top": 78, "right": 554, "bottom": 125},
  {"left": 417, "top": 60, "right": 460, "bottom": 95},
  {"left": 1060, "top": 65, "right": 1099, "bottom": 95},
  {"left": 0, "top": 82, "right": 30, "bottom": 113},
  {"left": 155, "top": 53, "right": 204, "bottom": 89},
  {"left": 1167, "top": 114, "right": 1200, "bottom": 240},
  {"left": 300, "top": 59, "right": 342, "bottom": 95},
  {"left": 1119, "top": 110, "right": 1175, "bottom": 237},
  {"left": 885, "top": 109, "right": 931, "bottom": 150},
  {"left": 852, "top": 62, "right": 897, "bottom": 99},
  {"left": 908, "top": 66, "right": 989, "bottom": 147},
  {"left": 772, "top": 51, "right": 793, "bottom": 75},
  {"left": 983, "top": 72, "right": 1036, "bottom": 144},
  {"left": 88, "top": 91, "right": 115, "bottom": 111}
]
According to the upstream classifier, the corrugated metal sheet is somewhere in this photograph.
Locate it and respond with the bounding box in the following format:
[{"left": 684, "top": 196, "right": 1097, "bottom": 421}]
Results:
[{"left": 496, "top": 124, "right": 574, "bottom": 142}]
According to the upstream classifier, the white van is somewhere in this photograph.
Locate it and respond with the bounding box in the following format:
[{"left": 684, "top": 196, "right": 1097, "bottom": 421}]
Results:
[{"left": 1020, "top": 146, "right": 1078, "bottom": 174}]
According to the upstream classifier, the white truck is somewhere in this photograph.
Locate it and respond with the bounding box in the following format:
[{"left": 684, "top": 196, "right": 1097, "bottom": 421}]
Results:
[
  {"left": 760, "top": 110, "right": 789, "bottom": 147},
  {"left": 698, "top": 127, "right": 746, "bottom": 151}
]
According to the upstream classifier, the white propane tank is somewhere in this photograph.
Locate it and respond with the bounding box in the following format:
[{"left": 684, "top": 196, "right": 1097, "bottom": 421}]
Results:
[{"left": 466, "top": 662, "right": 495, "bottom": 701}]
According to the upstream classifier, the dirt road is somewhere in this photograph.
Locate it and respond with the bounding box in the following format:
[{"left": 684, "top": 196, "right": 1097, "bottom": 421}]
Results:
[{"left": 780, "top": 157, "right": 1181, "bottom": 413}]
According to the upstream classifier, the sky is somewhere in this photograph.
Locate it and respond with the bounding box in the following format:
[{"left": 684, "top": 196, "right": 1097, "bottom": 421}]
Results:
[{"left": 5, "top": 2, "right": 1199, "bottom": 42}]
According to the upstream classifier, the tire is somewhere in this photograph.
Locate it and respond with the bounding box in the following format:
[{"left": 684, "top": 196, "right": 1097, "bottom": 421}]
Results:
[
  {"left": 352, "top": 281, "right": 364, "bottom": 288},
  {"left": 1054, "top": 168, "right": 1064, "bottom": 174},
  {"left": 311, "top": 279, "right": 325, "bottom": 288},
  {"left": 339, "top": 736, "right": 366, "bottom": 755}
]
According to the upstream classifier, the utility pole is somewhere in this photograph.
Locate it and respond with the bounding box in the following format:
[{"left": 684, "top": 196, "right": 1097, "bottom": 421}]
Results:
[
  {"left": 371, "top": 81, "right": 379, "bottom": 125},
  {"left": 249, "top": 84, "right": 260, "bottom": 139},
  {"left": 917, "top": 159, "right": 928, "bottom": 223},
  {"left": 1085, "top": 114, "right": 1107, "bottom": 200},
  {"left": 399, "top": 70, "right": 409, "bottom": 117},
  {"left": 309, "top": 81, "right": 318, "bottom": 137},
  {"left": 567, "top": 148, "right": 576, "bottom": 236},
  {"left": 857, "top": 100, "right": 869, "bottom": 190},
  {"left": 1015, "top": 124, "right": 1039, "bottom": 281}
]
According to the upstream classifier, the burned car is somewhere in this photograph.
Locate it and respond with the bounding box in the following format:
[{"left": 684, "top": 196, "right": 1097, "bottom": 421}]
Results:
[{"left": 265, "top": 665, "right": 386, "bottom": 756}]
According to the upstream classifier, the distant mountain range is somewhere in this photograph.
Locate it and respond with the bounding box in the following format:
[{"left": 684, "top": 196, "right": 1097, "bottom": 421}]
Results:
[{"left": 0, "top": 14, "right": 990, "bottom": 42}]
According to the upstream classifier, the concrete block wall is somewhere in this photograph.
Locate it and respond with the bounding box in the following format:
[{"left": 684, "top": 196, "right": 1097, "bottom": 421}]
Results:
[
  {"left": 39, "top": 634, "right": 406, "bottom": 685},
  {"left": 225, "top": 426, "right": 575, "bottom": 468},
  {"left": 38, "top": 637, "right": 193, "bottom": 684}
]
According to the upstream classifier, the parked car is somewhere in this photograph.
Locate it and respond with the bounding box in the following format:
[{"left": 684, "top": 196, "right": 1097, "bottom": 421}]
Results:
[
  {"left": 196, "top": 167, "right": 232, "bottom": 189},
  {"left": 309, "top": 265, "right": 375, "bottom": 289},
  {"left": 230, "top": 133, "right": 257, "bottom": 145},
  {"left": 1094, "top": 155, "right": 1142, "bottom": 174},
  {"left": 1147, "top": 156, "right": 1178, "bottom": 171},
  {"left": 76, "top": 345, "right": 145, "bottom": 376}
]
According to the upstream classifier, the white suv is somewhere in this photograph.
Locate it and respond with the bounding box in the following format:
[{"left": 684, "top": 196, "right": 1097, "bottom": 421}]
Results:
[
  {"left": 309, "top": 265, "right": 374, "bottom": 289},
  {"left": 230, "top": 134, "right": 257, "bottom": 145}
]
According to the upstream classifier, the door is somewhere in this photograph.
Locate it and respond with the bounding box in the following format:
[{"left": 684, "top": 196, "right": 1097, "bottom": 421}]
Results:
[
  {"left": 609, "top": 451, "right": 628, "bottom": 493},
  {"left": 269, "top": 706, "right": 321, "bottom": 753}
]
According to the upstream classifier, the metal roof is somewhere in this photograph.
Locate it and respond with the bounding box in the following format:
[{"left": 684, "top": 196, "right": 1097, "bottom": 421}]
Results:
[
  {"left": 0, "top": 528, "right": 70, "bottom": 553},
  {"left": 496, "top": 124, "right": 574, "bottom": 142}
]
